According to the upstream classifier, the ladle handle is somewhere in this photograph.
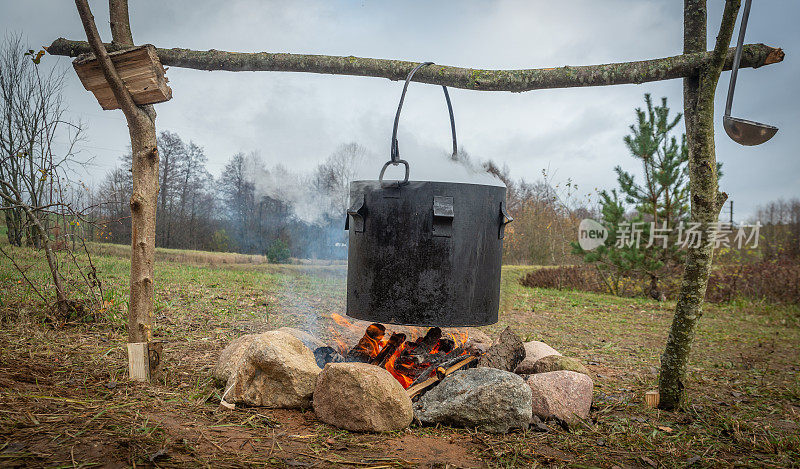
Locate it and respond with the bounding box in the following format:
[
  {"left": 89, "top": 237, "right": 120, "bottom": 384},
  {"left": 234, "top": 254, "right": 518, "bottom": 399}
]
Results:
[
  {"left": 380, "top": 62, "right": 458, "bottom": 187},
  {"left": 725, "top": 0, "right": 752, "bottom": 118}
]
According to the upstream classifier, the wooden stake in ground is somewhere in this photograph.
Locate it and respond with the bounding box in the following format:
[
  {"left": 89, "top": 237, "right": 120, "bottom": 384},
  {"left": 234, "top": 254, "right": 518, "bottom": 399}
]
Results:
[
  {"left": 73, "top": 0, "right": 159, "bottom": 382},
  {"left": 644, "top": 391, "right": 660, "bottom": 409}
]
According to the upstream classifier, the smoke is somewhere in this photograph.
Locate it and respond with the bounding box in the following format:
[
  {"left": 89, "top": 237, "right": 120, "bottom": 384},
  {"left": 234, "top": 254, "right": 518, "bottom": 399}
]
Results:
[
  {"left": 247, "top": 161, "right": 334, "bottom": 225},
  {"left": 246, "top": 142, "right": 506, "bottom": 227},
  {"left": 236, "top": 140, "right": 506, "bottom": 263},
  {"left": 352, "top": 138, "right": 506, "bottom": 187}
]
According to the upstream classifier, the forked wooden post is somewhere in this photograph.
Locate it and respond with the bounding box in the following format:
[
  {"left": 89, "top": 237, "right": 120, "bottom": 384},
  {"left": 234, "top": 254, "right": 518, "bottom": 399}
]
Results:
[{"left": 73, "top": 0, "right": 163, "bottom": 384}]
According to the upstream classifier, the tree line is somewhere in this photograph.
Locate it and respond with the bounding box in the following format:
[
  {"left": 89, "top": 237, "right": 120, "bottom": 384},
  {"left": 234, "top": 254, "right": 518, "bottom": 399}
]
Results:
[
  {"left": 95, "top": 132, "right": 369, "bottom": 260},
  {"left": 89, "top": 131, "right": 590, "bottom": 263}
]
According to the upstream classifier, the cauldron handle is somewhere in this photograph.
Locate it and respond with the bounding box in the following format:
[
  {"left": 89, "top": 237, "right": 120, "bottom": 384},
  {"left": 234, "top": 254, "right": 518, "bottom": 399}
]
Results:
[{"left": 380, "top": 62, "right": 458, "bottom": 187}]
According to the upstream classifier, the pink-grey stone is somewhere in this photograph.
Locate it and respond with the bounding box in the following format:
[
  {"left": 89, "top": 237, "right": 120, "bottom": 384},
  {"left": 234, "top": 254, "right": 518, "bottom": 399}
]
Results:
[{"left": 525, "top": 371, "right": 593, "bottom": 426}]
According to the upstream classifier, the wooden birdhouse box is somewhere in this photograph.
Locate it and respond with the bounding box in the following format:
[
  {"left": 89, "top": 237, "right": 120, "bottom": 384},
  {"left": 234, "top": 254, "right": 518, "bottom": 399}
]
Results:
[{"left": 73, "top": 44, "right": 172, "bottom": 110}]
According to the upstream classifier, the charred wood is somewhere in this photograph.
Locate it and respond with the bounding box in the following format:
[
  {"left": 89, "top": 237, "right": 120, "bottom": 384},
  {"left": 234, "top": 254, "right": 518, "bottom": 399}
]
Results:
[
  {"left": 407, "top": 350, "right": 474, "bottom": 389},
  {"left": 477, "top": 327, "right": 525, "bottom": 372},
  {"left": 410, "top": 327, "right": 442, "bottom": 352},
  {"left": 314, "top": 346, "right": 345, "bottom": 368},
  {"left": 407, "top": 355, "right": 478, "bottom": 399},
  {"left": 346, "top": 323, "right": 385, "bottom": 362},
  {"left": 372, "top": 332, "right": 405, "bottom": 367}
]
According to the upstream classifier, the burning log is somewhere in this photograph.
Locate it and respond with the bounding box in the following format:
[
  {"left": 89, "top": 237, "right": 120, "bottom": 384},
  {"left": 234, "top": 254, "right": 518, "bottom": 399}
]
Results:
[
  {"left": 406, "top": 354, "right": 478, "bottom": 399},
  {"left": 346, "top": 323, "right": 386, "bottom": 363},
  {"left": 331, "top": 320, "right": 474, "bottom": 392},
  {"left": 407, "top": 350, "right": 473, "bottom": 389},
  {"left": 372, "top": 332, "right": 406, "bottom": 367},
  {"left": 477, "top": 327, "right": 525, "bottom": 372},
  {"left": 413, "top": 327, "right": 442, "bottom": 350}
]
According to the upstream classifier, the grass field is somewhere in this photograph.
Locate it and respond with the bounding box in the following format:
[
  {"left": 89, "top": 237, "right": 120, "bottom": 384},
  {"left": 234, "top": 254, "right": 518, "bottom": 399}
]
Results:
[{"left": 0, "top": 243, "right": 798, "bottom": 467}]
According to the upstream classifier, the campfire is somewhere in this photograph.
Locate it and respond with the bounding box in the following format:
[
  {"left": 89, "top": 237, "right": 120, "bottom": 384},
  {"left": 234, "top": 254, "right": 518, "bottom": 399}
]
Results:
[{"left": 327, "top": 314, "right": 478, "bottom": 397}]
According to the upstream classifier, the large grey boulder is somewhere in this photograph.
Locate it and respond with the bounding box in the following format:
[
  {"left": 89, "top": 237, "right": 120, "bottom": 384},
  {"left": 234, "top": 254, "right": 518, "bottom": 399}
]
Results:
[
  {"left": 313, "top": 362, "right": 413, "bottom": 432},
  {"left": 222, "top": 331, "right": 320, "bottom": 409},
  {"left": 525, "top": 371, "right": 593, "bottom": 426},
  {"left": 414, "top": 367, "right": 532, "bottom": 433},
  {"left": 514, "top": 341, "right": 562, "bottom": 374}
]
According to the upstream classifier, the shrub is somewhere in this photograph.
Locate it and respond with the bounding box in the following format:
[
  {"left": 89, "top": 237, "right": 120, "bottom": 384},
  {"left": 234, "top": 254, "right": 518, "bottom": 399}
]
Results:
[
  {"left": 519, "top": 266, "right": 606, "bottom": 293},
  {"left": 520, "top": 261, "right": 800, "bottom": 305},
  {"left": 209, "top": 229, "right": 232, "bottom": 252},
  {"left": 265, "top": 239, "right": 291, "bottom": 264},
  {"left": 706, "top": 260, "right": 800, "bottom": 305}
]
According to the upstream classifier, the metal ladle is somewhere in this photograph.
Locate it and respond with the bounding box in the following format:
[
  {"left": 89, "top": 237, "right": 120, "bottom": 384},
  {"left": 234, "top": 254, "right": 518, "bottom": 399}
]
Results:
[{"left": 723, "top": 0, "right": 778, "bottom": 145}]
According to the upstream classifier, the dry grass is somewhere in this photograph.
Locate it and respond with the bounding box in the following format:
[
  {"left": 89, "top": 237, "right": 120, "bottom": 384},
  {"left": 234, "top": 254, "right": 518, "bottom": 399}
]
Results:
[
  {"left": 0, "top": 244, "right": 798, "bottom": 467},
  {"left": 87, "top": 241, "right": 271, "bottom": 266}
]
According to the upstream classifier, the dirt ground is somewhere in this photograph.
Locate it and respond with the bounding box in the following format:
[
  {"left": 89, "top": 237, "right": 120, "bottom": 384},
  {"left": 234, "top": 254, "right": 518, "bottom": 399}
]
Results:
[{"left": 1, "top": 246, "right": 798, "bottom": 467}]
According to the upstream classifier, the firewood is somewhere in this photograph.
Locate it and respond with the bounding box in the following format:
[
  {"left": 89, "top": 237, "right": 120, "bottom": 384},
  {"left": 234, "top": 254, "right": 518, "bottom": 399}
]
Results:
[
  {"left": 407, "top": 355, "right": 478, "bottom": 399},
  {"left": 405, "top": 348, "right": 469, "bottom": 389},
  {"left": 477, "top": 327, "right": 525, "bottom": 372},
  {"left": 412, "top": 327, "right": 442, "bottom": 351},
  {"left": 372, "top": 332, "right": 406, "bottom": 367},
  {"left": 346, "top": 323, "right": 385, "bottom": 362},
  {"left": 433, "top": 337, "right": 455, "bottom": 354}
]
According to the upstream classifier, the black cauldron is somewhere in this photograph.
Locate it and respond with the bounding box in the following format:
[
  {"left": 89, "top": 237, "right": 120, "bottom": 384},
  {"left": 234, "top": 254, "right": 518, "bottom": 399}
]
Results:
[{"left": 344, "top": 63, "right": 512, "bottom": 327}]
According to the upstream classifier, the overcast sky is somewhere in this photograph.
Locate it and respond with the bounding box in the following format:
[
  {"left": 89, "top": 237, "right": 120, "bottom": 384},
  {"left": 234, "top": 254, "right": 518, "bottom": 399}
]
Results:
[{"left": 3, "top": 0, "right": 797, "bottom": 220}]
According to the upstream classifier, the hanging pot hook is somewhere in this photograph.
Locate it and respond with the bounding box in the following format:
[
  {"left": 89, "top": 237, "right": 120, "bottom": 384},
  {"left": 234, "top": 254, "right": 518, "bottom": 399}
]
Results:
[{"left": 380, "top": 62, "right": 458, "bottom": 187}]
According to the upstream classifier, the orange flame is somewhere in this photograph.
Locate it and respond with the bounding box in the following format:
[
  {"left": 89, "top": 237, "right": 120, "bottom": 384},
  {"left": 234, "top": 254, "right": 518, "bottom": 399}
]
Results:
[
  {"left": 384, "top": 344, "right": 413, "bottom": 388},
  {"left": 331, "top": 313, "right": 353, "bottom": 328},
  {"left": 326, "top": 316, "right": 472, "bottom": 389}
]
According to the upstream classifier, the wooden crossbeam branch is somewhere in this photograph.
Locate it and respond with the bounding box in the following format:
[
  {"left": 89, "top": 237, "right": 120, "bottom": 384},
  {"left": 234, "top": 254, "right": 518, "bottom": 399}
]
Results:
[{"left": 47, "top": 38, "right": 783, "bottom": 92}]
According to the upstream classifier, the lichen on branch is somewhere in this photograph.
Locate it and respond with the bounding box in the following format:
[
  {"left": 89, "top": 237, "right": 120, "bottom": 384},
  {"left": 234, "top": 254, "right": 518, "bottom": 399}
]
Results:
[{"left": 46, "top": 37, "right": 783, "bottom": 92}]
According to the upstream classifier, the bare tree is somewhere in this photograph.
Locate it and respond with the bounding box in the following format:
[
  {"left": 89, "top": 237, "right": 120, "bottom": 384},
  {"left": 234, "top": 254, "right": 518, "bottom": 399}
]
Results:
[
  {"left": 96, "top": 163, "right": 133, "bottom": 243},
  {"left": 314, "top": 142, "right": 369, "bottom": 216},
  {"left": 156, "top": 130, "right": 183, "bottom": 246},
  {"left": 0, "top": 34, "right": 104, "bottom": 319},
  {"left": 0, "top": 34, "right": 84, "bottom": 248},
  {"left": 218, "top": 151, "right": 257, "bottom": 252}
]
